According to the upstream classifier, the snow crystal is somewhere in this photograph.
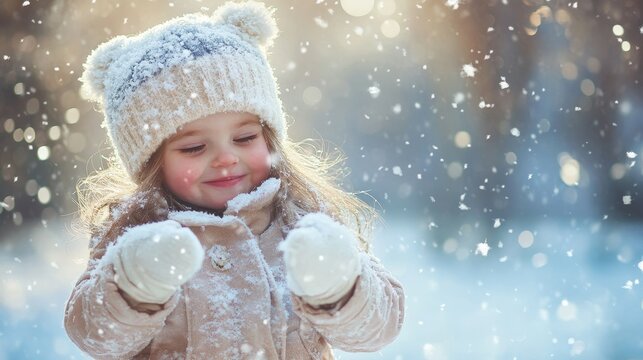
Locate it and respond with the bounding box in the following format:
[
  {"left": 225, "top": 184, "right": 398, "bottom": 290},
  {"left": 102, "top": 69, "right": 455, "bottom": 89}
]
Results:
[
  {"left": 445, "top": 0, "right": 460, "bottom": 10},
  {"left": 314, "top": 17, "right": 328, "bottom": 29},
  {"left": 368, "top": 86, "right": 381, "bottom": 98},
  {"left": 475, "top": 242, "right": 490, "bottom": 256},
  {"left": 461, "top": 64, "right": 477, "bottom": 77},
  {"left": 499, "top": 76, "right": 509, "bottom": 89}
]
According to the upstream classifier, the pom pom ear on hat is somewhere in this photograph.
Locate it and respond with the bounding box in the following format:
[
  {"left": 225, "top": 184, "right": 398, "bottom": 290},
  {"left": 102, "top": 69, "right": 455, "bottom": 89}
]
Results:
[
  {"left": 213, "top": 1, "right": 278, "bottom": 48},
  {"left": 79, "top": 35, "right": 128, "bottom": 103}
]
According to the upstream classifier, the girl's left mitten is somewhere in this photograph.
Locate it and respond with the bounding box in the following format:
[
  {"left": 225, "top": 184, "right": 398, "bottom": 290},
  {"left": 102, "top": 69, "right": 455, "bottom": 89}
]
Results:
[{"left": 279, "top": 213, "right": 362, "bottom": 307}]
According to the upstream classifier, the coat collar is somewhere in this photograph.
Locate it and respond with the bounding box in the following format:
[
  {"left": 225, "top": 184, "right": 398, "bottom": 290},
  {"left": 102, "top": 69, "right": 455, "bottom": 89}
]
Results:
[{"left": 168, "top": 177, "right": 281, "bottom": 236}]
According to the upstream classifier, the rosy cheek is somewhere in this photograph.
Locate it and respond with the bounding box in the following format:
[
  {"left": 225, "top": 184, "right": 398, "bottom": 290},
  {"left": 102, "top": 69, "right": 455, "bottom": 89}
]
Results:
[
  {"left": 169, "top": 166, "right": 199, "bottom": 190},
  {"left": 185, "top": 168, "right": 201, "bottom": 184},
  {"left": 250, "top": 152, "right": 272, "bottom": 175}
]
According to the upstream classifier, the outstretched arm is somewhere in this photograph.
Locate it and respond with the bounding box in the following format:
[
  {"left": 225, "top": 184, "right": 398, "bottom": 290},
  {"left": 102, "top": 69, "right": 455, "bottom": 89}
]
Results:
[
  {"left": 63, "top": 191, "right": 203, "bottom": 358},
  {"left": 280, "top": 213, "right": 405, "bottom": 352}
]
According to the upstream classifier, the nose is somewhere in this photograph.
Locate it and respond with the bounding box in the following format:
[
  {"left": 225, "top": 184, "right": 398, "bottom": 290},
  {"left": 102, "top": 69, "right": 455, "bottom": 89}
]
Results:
[{"left": 210, "top": 150, "right": 239, "bottom": 168}]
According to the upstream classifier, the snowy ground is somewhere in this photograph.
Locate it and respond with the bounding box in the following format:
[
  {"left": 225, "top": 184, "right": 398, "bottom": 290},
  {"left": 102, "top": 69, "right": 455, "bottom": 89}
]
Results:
[{"left": 1, "top": 217, "right": 642, "bottom": 359}]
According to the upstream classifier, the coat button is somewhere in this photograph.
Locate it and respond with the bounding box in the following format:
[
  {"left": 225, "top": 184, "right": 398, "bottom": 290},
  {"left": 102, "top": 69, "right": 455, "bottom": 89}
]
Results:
[{"left": 208, "top": 244, "right": 232, "bottom": 271}]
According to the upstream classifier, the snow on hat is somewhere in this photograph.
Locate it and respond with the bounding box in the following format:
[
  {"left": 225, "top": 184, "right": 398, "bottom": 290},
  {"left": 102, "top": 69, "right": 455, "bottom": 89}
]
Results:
[{"left": 80, "top": 1, "right": 285, "bottom": 178}]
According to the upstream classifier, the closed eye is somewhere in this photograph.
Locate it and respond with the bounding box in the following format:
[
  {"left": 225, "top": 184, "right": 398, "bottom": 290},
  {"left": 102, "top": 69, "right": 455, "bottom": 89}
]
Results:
[
  {"left": 179, "top": 145, "right": 205, "bottom": 153},
  {"left": 235, "top": 135, "right": 257, "bottom": 144}
]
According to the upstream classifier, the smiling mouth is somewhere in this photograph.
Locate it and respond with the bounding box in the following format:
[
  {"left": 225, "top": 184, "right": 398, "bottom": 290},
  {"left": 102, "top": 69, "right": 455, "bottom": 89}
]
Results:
[{"left": 204, "top": 175, "right": 245, "bottom": 187}]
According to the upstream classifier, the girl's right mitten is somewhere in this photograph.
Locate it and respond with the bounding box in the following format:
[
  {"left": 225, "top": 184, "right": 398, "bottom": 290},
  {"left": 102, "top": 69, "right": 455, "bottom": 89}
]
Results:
[{"left": 112, "top": 220, "right": 204, "bottom": 304}]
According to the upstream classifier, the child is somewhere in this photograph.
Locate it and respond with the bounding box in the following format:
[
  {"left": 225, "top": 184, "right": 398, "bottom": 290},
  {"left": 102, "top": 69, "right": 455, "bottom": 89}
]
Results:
[{"left": 64, "top": 2, "right": 405, "bottom": 359}]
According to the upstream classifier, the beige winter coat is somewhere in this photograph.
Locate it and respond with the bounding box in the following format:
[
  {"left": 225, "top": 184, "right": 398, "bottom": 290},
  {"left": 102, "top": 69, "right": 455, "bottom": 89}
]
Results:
[{"left": 64, "top": 178, "right": 405, "bottom": 359}]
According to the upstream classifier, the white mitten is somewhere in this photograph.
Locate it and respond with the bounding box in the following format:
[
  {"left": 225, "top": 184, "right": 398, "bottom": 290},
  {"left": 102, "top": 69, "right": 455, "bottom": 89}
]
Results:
[
  {"left": 278, "top": 213, "right": 362, "bottom": 306},
  {"left": 112, "top": 220, "right": 205, "bottom": 304}
]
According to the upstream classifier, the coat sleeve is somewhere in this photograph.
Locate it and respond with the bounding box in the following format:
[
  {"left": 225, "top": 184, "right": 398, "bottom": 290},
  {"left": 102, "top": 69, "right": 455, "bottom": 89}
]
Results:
[
  {"left": 63, "top": 231, "right": 181, "bottom": 359},
  {"left": 291, "top": 252, "right": 405, "bottom": 352}
]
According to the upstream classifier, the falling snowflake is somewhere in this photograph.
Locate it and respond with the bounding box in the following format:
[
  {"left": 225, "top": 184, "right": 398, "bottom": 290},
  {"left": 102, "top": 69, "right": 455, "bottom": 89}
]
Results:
[
  {"left": 459, "top": 193, "right": 470, "bottom": 210},
  {"left": 623, "top": 195, "right": 632, "bottom": 205},
  {"left": 461, "top": 64, "right": 477, "bottom": 77},
  {"left": 499, "top": 76, "right": 510, "bottom": 89},
  {"left": 475, "top": 241, "right": 491, "bottom": 256},
  {"left": 445, "top": 0, "right": 460, "bottom": 10},
  {"left": 314, "top": 17, "right": 328, "bottom": 29},
  {"left": 368, "top": 85, "right": 381, "bottom": 98}
]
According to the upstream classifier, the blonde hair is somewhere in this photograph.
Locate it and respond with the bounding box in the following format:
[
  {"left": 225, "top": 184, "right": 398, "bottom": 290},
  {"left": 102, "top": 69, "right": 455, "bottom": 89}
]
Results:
[{"left": 75, "top": 124, "right": 379, "bottom": 251}]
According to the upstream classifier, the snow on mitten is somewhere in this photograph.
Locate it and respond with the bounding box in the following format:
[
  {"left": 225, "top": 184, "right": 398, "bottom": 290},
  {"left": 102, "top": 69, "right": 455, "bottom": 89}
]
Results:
[
  {"left": 112, "top": 220, "right": 204, "bottom": 304},
  {"left": 278, "top": 213, "right": 362, "bottom": 307}
]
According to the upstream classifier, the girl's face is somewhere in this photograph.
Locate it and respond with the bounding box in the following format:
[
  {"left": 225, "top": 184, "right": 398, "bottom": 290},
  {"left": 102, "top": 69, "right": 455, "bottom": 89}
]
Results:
[{"left": 161, "top": 112, "right": 272, "bottom": 212}]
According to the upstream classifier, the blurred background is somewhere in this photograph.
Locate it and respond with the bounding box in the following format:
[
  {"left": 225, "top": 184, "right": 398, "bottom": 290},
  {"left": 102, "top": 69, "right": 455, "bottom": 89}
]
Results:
[{"left": 1, "top": 0, "right": 642, "bottom": 359}]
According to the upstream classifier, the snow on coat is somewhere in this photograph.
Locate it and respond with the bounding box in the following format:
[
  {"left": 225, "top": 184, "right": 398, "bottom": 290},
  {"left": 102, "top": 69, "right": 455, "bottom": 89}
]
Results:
[{"left": 63, "top": 177, "right": 405, "bottom": 359}]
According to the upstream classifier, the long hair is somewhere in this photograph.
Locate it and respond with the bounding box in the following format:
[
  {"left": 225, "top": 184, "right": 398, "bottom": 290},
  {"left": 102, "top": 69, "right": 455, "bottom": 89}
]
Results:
[
  {"left": 264, "top": 127, "right": 378, "bottom": 251},
  {"left": 75, "top": 122, "right": 379, "bottom": 252}
]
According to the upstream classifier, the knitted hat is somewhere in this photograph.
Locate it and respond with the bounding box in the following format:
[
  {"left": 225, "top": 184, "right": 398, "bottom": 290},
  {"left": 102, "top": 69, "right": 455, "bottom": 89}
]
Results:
[{"left": 80, "top": 1, "right": 285, "bottom": 178}]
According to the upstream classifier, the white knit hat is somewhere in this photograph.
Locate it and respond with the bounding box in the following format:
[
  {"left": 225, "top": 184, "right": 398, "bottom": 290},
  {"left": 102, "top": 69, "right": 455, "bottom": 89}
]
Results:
[{"left": 80, "top": 1, "right": 286, "bottom": 178}]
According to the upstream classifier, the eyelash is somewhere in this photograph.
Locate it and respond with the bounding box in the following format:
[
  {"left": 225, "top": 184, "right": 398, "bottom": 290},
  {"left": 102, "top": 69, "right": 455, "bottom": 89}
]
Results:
[
  {"left": 180, "top": 145, "right": 204, "bottom": 153},
  {"left": 178, "top": 135, "right": 257, "bottom": 153},
  {"left": 236, "top": 135, "right": 257, "bottom": 143}
]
